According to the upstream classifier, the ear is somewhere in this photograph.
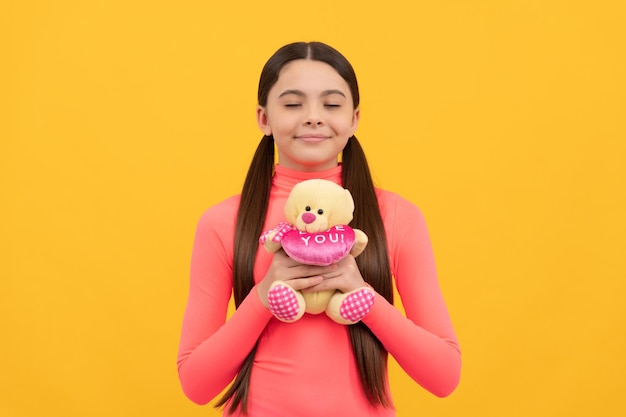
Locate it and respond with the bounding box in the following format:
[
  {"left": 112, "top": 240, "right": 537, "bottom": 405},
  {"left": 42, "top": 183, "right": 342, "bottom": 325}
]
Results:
[
  {"left": 284, "top": 184, "right": 302, "bottom": 222},
  {"left": 257, "top": 106, "right": 272, "bottom": 136},
  {"left": 350, "top": 108, "right": 360, "bottom": 137},
  {"left": 343, "top": 189, "right": 355, "bottom": 214}
]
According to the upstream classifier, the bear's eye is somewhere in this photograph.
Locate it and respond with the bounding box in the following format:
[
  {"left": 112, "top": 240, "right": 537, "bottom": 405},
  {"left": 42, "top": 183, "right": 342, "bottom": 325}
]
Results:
[
  {"left": 305, "top": 206, "right": 311, "bottom": 212},
  {"left": 317, "top": 209, "right": 324, "bottom": 215}
]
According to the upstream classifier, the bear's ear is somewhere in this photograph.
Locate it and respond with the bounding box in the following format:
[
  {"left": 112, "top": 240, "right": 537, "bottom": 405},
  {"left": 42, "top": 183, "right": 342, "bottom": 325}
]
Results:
[
  {"left": 284, "top": 194, "right": 300, "bottom": 223},
  {"left": 343, "top": 189, "right": 355, "bottom": 214},
  {"left": 285, "top": 183, "right": 309, "bottom": 223},
  {"left": 327, "top": 188, "right": 354, "bottom": 226}
]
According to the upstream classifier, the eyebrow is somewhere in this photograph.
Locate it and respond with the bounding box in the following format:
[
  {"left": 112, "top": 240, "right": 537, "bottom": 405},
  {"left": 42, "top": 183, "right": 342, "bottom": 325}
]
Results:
[{"left": 278, "top": 89, "right": 347, "bottom": 98}]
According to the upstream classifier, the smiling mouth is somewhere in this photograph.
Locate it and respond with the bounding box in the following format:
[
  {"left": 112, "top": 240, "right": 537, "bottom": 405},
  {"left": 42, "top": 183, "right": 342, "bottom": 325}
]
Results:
[{"left": 295, "top": 135, "right": 329, "bottom": 142}]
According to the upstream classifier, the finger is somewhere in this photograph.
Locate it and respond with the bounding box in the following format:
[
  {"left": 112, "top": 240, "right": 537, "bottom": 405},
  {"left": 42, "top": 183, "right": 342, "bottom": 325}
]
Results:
[
  {"left": 286, "top": 276, "right": 324, "bottom": 291},
  {"left": 289, "top": 263, "right": 337, "bottom": 277},
  {"left": 301, "top": 282, "right": 328, "bottom": 293},
  {"left": 274, "top": 263, "right": 335, "bottom": 282},
  {"left": 300, "top": 274, "right": 344, "bottom": 293},
  {"left": 315, "top": 269, "right": 341, "bottom": 279}
]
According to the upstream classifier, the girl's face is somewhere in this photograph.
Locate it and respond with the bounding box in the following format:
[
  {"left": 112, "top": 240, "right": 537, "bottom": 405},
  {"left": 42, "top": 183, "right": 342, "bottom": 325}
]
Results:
[{"left": 257, "top": 59, "right": 359, "bottom": 172}]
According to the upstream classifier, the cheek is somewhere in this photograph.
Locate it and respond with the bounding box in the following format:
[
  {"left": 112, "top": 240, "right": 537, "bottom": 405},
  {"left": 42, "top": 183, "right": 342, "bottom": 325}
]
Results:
[
  {"left": 272, "top": 117, "right": 299, "bottom": 135},
  {"left": 334, "top": 134, "right": 351, "bottom": 150},
  {"left": 331, "top": 114, "right": 357, "bottom": 135}
]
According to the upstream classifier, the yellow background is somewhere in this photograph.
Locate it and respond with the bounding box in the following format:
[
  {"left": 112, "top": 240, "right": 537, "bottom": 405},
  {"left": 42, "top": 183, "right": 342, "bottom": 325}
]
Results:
[{"left": 2, "top": 1, "right": 624, "bottom": 416}]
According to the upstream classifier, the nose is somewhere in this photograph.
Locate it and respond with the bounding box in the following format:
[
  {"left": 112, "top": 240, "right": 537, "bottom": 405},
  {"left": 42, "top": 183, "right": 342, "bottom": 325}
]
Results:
[
  {"left": 305, "top": 108, "right": 323, "bottom": 126},
  {"left": 301, "top": 212, "right": 316, "bottom": 224}
]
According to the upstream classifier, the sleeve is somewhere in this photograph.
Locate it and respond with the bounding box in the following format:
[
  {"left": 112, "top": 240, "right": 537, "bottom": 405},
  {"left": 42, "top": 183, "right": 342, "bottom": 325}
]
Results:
[
  {"left": 362, "top": 194, "right": 461, "bottom": 397},
  {"left": 177, "top": 203, "right": 274, "bottom": 405}
]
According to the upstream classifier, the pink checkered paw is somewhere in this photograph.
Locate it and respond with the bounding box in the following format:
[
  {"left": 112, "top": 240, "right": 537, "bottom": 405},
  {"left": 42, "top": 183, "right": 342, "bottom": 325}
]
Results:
[
  {"left": 267, "top": 284, "right": 301, "bottom": 322},
  {"left": 339, "top": 288, "right": 375, "bottom": 323}
]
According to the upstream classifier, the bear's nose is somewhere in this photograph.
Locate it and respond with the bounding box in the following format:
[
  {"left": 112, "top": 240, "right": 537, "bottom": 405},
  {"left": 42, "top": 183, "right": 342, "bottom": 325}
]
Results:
[{"left": 301, "top": 212, "right": 316, "bottom": 224}]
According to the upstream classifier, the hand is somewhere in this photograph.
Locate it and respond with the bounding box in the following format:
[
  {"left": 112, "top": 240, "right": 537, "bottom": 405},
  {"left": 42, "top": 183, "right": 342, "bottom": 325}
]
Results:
[
  {"left": 301, "top": 255, "right": 366, "bottom": 295},
  {"left": 256, "top": 250, "right": 338, "bottom": 307}
]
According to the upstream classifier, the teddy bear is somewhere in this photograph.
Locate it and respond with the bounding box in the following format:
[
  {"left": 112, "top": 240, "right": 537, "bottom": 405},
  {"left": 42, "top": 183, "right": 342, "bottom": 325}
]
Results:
[{"left": 259, "top": 179, "right": 375, "bottom": 325}]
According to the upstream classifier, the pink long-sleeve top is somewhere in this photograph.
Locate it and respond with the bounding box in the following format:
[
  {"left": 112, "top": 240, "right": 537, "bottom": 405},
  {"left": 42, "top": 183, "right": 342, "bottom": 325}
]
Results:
[{"left": 177, "top": 165, "right": 461, "bottom": 416}]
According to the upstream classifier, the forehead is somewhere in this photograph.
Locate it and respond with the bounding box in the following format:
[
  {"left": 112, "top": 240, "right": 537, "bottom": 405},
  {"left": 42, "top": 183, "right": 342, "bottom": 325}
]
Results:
[{"left": 271, "top": 59, "right": 351, "bottom": 97}]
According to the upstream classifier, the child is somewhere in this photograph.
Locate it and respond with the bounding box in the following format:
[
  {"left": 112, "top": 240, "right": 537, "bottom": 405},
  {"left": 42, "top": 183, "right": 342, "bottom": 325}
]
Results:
[{"left": 177, "top": 41, "right": 461, "bottom": 416}]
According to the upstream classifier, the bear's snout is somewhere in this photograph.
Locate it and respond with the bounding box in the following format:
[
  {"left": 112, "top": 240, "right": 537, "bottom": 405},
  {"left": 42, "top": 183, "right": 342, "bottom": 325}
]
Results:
[{"left": 301, "top": 212, "right": 316, "bottom": 224}]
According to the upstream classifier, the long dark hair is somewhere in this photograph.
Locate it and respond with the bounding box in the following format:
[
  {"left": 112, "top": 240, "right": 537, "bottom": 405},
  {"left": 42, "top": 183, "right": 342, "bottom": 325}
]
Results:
[{"left": 216, "top": 42, "right": 394, "bottom": 414}]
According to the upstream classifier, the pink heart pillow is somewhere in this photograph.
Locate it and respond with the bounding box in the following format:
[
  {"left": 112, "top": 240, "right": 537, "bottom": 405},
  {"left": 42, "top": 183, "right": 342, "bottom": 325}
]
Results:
[{"left": 281, "top": 225, "right": 356, "bottom": 266}]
